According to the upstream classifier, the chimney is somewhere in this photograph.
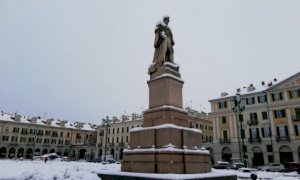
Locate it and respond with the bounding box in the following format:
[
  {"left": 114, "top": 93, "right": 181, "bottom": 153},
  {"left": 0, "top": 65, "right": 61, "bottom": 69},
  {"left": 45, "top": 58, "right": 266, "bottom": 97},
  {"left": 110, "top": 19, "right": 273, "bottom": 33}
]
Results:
[
  {"left": 237, "top": 88, "right": 241, "bottom": 92},
  {"left": 261, "top": 81, "right": 265, "bottom": 85},
  {"left": 274, "top": 78, "right": 277, "bottom": 82}
]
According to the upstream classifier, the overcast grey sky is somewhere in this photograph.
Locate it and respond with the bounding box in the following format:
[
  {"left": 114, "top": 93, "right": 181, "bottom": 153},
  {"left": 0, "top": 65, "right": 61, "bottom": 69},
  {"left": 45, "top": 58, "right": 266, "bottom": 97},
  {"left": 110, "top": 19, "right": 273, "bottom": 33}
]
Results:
[{"left": 1, "top": 0, "right": 299, "bottom": 124}]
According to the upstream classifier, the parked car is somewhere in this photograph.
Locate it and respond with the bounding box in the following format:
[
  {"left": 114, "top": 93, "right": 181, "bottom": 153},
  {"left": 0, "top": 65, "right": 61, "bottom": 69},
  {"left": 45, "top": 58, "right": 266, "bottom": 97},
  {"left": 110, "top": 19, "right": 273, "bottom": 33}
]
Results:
[
  {"left": 257, "top": 163, "right": 285, "bottom": 172},
  {"left": 92, "top": 158, "right": 102, "bottom": 163},
  {"left": 61, "top": 157, "right": 71, "bottom": 162},
  {"left": 284, "top": 162, "right": 300, "bottom": 173},
  {"left": 213, "top": 161, "right": 231, "bottom": 169},
  {"left": 231, "top": 163, "right": 245, "bottom": 170}
]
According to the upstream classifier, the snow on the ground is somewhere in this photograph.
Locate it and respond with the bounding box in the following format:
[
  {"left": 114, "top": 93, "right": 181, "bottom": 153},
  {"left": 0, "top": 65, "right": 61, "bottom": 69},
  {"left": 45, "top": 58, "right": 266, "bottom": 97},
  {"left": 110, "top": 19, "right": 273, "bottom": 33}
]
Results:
[{"left": 0, "top": 159, "right": 299, "bottom": 180}]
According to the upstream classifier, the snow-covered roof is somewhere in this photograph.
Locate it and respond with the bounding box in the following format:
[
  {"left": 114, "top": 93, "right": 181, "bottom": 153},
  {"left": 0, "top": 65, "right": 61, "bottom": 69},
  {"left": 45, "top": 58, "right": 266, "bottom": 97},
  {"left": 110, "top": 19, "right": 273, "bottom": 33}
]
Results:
[
  {"left": 209, "top": 79, "right": 280, "bottom": 101},
  {"left": 0, "top": 112, "right": 96, "bottom": 131},
  {"left": 210, "top": 71, "right": 300, "bottom": 101}
]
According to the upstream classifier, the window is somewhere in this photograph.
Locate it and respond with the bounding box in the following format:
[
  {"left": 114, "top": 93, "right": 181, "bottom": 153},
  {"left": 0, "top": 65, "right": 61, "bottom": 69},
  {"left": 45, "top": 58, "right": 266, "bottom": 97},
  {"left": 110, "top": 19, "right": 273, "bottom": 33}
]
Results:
[
  {"left": 2, "top": 136, "right": 9, "bottom": 141},
  {"left": 126, "top": 136, "right": 128, "bottom": 142},
  {"left": 246, "top": 97, "right": 255, "bottom": 105},
  {"left": 67, "top": 132, "right": 70, "bottom": 137},
  {"left": 65, "top": 140, "right": 70, "bottom": 145},
  {"left": 112, "top": 128, "right": 115, "bottom": 134},
  {"left": 294, "top": 124, "right": 300, "bottom": 136},
  {"left": 30, "top": 129, "right": 35, "bottom": 134},
  {"left": 21, "top": 128, "right": 28, "bottom": 134},
  {"left": 262, "top": 112, "right": 268, "bottom": 120},
  {"left": 36, "top": 138, "right": 42, "bottom": 143},
  {"left": 222, "top": 116, "right": 227, "bottom": 124},
  {"left": 250, "top": 113, "right": 257, "bottom": 120},
  {"left": 289, "top": 89, "right": 300, "bottom": 99},
  {"left": 60, "top": 132, "right": 63, "bottom": 137},
  {"left": 5, "top": 126, "right": 9, "bottom": 132},
  {"left": 28, "top": 137, "right": 34, "bottom": 143},
  {"left": 45, "top": 130, "right": 51, "bottom": 136},
  {"left": 51, "top": 139, "right": 56, "bottom": 144},
  {"left": 44, "top": 139, "right": 49, "bottom": 144},
  {"left": 274, "top": 109, "right": 286, "bottom": 118},
  {"left": 249, "top": 128, "right": 260, "bottom": 140},
  {"left": 11, "top": 136, "right": 18, "bottom": 142},
  {"left": 13, "top": 127, "right": 19, "bottom": 133},
  {"left": 272, "top": 92, "right": 283, "bottom": 101},
  {"left": 52, "top": 131, "right": 58, "bottom": 137},
  {"left": 277, "top": 125, "right": 287, "bottom": 137},
  {"left": 261, "top": 127, "right": 271, "bottom": 137},
  {"left": 126, "top": 127, "right": 129, "bottom": 133},
  {"left": 258, "top": 95, "right": 267, "bottom": 103},
  {"left": 117, "top": 128, "right": 119, "bottom": 133},
  {"left": 218, "top": 101, "right": 227, "bottom": 109},
  {"left": 20, "top": 137, "right": 26, "bottom": 142}
]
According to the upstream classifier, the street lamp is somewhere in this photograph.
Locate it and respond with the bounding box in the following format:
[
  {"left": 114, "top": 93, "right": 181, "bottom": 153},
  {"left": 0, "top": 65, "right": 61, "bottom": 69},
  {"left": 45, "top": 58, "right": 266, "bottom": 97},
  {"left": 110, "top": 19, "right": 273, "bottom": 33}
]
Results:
[
  {"left": 231, "top": 92, "right": 247, "bottom": 167},
  {"left": 102, "top": 117, "right": 110, "bottom": 162}
]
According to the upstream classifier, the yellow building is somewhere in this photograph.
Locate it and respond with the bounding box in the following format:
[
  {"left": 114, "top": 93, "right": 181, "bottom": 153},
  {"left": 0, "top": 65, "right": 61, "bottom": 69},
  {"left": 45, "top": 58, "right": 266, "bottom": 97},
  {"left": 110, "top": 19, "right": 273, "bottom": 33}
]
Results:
[
  {"left": 0, "top": 112, "right": 96, "bottom": 160},
  {"left": 209, "top": 72, "right": 300, "bottom": 167}
]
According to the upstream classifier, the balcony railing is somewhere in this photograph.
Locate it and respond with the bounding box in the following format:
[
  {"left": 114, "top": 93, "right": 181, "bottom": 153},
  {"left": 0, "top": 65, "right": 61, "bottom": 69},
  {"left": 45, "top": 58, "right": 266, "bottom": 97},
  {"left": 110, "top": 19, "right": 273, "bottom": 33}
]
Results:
[
  {"left": 276, "top": 136, "right": 290, "bottom": 142},
  {"left": 219, "top": 138, "right": 230, "bottom": 144},
  {"left": 247, "top": 119, "right": 258, "bottom": 125},
  {"left": 248, "top": 137, "right": 261, "bottom": 143}
]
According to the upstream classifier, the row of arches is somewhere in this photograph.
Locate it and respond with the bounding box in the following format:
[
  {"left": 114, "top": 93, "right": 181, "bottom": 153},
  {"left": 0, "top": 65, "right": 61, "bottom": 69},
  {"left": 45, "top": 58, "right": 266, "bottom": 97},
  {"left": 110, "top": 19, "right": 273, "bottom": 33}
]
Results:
[
  {"left": 0, "top": 147, "right": 89, "bottom": 160},
  {"left": 220, "top": 145, "right": 298, "bottom": 166}
]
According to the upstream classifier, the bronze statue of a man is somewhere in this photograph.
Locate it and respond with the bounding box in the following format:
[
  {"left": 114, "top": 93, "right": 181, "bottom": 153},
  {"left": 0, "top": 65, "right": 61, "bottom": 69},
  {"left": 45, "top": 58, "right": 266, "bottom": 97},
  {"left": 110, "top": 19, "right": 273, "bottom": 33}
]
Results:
[{"left": 153, "top": 16, "right": 175, "bottom": 65}]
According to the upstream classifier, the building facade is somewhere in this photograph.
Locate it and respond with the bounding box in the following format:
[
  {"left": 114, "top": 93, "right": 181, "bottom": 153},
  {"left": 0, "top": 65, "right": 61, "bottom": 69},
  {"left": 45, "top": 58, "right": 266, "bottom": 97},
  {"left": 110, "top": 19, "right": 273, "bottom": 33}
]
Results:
[
  {"left": 0, "top": 112, "right": 97, "bottom": 160},
  {"left": 209, "top": 72, "right": 300, "bottom": 167}
]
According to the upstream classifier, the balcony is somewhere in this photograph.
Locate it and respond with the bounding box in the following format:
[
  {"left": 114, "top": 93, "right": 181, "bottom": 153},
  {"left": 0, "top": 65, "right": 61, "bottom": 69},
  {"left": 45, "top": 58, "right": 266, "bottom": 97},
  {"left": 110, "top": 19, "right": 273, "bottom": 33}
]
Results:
[
  {"left": 292, "top": 115, "right": 300, "bottom": 121},
  {"left": 248, "top": 137, "right": 261, "bottom": 143},
  {"left": 219, "top": 138, "right": 230, "bottom": 144},
  {"left": 247, "top": 119, "right": 258, "bottom": 126},
  {"left": 276, "top": 136, "right": 290, "bottom": 142}
]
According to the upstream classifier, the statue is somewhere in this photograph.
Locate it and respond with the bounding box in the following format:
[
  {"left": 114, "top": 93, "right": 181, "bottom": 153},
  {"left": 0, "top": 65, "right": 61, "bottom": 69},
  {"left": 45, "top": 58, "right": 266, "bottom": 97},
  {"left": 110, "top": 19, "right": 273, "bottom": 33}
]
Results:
[{"left": 153, "top": 16, "right": 175, "bottom": 65}]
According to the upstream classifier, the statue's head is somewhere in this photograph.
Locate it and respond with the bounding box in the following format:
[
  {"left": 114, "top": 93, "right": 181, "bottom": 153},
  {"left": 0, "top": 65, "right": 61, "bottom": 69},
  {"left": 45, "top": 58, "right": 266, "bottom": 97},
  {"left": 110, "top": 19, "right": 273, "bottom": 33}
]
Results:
[{"left": 163, "top": 15, "right": 170, "bottom": 25}]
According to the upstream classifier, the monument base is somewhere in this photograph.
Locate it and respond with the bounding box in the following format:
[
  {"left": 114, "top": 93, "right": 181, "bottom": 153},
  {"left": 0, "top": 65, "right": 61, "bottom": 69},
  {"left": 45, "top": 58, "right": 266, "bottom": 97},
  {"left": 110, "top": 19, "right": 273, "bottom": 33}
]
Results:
[{"left": 121, "top": 124, "right": 211, "bottom": 174}]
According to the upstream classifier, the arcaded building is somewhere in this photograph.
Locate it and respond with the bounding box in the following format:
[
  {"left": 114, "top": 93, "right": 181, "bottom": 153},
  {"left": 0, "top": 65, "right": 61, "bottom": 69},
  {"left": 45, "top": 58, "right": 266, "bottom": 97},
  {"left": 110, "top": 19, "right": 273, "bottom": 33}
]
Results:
[{"left": 0, "top": 112, "right": 97, "bottom": 160}]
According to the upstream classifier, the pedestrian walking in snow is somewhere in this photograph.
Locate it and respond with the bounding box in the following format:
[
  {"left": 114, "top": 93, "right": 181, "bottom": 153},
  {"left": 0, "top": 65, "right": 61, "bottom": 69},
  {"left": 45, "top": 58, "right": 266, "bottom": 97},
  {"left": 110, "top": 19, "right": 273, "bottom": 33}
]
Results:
[{"left": 44, "top": 157, "right": 48, "bottom": 164}]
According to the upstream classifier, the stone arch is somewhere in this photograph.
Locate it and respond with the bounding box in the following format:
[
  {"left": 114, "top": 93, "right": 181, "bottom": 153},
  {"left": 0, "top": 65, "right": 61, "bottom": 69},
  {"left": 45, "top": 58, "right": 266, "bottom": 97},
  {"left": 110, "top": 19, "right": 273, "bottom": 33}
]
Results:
[
  {"left": 79, "top": 149, "right": 86, "bottom": 160},
  {"left": 63, "top": 149, "right": 68, "bottom": 157},
  {"left": 8, "top": 147, "right": 16, "bottom": 159},
  {"left": 99, "top": 149, "right": 102, "bottom": 157},
  {"left": 42, "top": 149, "right": 48, "bottom": 155},
  {"left": 279, "top": 145, "right": 293, "bottom": 164},
  {"left": 221, "top": 147, "right": 232, "bottom": 162},
  {"left": 17, "top": 148, "right": 24, "bottom": 158},
  {"left": 252, "top": 146, "right": 263, "bottom": 153},
  {"left": 34, "top": 148, "right": 40, "bottom": 156},
  {"left": 50, "top": 149, "right": 55, "bottom": 153},
  {"left": 57, "top": 149, "right": 62, "bottom": 156},
  {"left": 0, "top": 147, "right": 7, "bottom": 158},
  {"left": 26, "top": 148, "right": 32, "bottom": 159}
]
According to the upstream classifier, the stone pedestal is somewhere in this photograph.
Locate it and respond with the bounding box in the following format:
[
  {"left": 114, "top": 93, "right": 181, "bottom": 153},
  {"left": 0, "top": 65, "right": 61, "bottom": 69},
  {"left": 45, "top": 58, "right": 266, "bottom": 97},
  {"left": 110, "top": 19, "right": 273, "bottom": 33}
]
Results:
[{"left": 121, "top": 62, "right": 212, "bottom": 173}]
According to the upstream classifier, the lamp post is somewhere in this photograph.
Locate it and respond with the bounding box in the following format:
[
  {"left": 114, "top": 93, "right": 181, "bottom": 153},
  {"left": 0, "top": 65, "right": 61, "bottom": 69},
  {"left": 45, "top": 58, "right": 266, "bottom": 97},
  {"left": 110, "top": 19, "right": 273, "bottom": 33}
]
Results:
[{"left": 232, "top": 92, "right": 247, "bottom": 167}]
